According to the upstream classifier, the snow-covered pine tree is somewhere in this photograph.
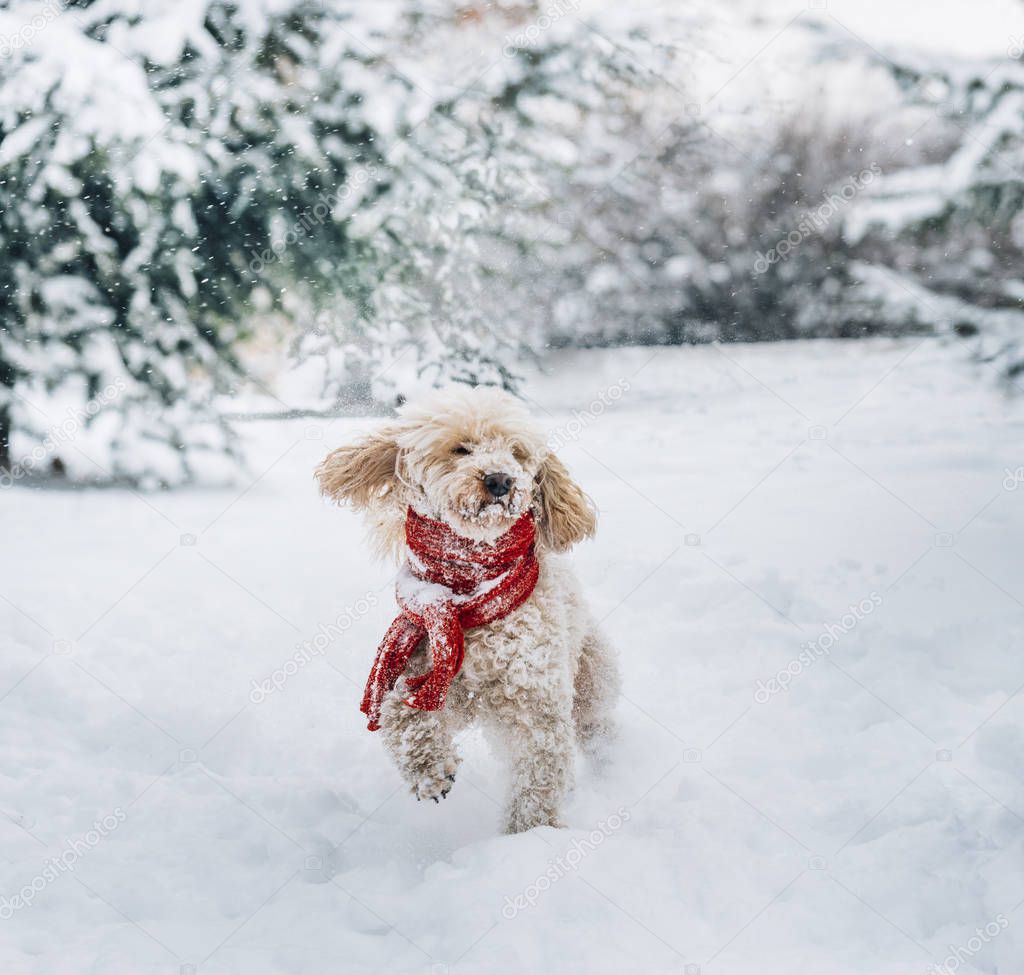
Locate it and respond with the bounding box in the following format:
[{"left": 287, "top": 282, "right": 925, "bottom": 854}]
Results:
[
  {"left": 0, "top": 0, "right": 401, "bottom": 484},
  {"left": 295, "top": 0, "right": 697, "bottom": 404}
]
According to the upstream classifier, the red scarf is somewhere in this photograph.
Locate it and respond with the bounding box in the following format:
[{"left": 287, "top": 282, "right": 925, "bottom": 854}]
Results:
[{"left": 361, "top": 507, "right": 539, "bottom": 731}]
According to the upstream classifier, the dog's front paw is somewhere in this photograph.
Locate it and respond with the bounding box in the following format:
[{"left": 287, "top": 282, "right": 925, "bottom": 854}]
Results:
[{"left": 411, "top": 759, "right": 459, "bottom": 804}]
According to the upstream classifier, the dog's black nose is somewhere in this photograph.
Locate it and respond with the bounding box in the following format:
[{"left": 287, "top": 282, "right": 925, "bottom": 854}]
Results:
[{"left": 484, "top": 472, "right": 514, "bottom": 498}]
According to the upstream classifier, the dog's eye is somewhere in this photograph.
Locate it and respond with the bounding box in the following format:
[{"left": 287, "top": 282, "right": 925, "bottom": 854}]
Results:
[{"left": 452, "top": 445, "right": 471, "bottom": 456}]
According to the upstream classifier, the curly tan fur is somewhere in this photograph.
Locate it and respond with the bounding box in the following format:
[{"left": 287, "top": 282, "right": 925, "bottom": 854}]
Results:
[{"left": 317, "top": 385, "right": 619, "bottom": 833}]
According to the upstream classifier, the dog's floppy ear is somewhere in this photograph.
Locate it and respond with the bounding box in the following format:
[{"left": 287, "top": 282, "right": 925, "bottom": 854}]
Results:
[
  {"left": 536, "top": 451, "right": 597, "bottom": 551},
  {"left": 316, "top": 426, "right": 401, "bottom": 509}
]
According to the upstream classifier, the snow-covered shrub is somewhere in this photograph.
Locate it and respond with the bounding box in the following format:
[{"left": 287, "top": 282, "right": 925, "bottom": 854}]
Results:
[
  {"left": 837, "top": 45, "right": 1024, "bottom": 378},
  {"left": 531, "top": 24, "right": 1024, "bottom": 369}
]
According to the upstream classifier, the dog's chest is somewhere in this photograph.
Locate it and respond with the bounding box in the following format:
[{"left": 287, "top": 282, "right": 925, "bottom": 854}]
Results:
[{"left": 456, "top": 558, "right": 579, "bottom": 692}]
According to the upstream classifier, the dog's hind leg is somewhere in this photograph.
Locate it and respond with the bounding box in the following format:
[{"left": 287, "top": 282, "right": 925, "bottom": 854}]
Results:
[
  {"left": 378, "top": 678, "right": 463, "bottom": 802},
  {"left": 572, "top": 625, "right": 620, "bottom": 766}
]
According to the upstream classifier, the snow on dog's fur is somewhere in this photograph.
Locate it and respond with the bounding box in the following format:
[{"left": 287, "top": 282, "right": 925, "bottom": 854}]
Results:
[{"left": 316, "top": 385, "right": 620, "bottom": 833}]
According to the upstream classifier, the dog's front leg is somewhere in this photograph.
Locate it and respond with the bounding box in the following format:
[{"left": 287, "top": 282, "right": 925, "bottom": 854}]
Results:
[
  {"left": 498, "top": 693, "right": 575, "bottom": 833},
  {"left": 378, "top": 679, "right": 461, "bottom": 802}
]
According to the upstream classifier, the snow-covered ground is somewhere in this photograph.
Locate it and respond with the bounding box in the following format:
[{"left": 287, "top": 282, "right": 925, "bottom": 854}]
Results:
[{"left": 3, "top": 337, "right": 1024, "bottom": 974}]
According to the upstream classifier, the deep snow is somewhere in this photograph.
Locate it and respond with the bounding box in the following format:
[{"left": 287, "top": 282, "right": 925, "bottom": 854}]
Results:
[{"left": 2, "top": 338, "right": 1024, "bottom": 974}]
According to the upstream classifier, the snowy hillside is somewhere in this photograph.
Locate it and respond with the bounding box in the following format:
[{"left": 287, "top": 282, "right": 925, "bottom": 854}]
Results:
[{"left": 2, "top": 338, "right": 1024, "bottom": 974}]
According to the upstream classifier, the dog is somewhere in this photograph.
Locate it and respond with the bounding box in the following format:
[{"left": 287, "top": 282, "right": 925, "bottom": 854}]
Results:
[{"left": 315, "top": 385, "right": 619, "bottom": 833}]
